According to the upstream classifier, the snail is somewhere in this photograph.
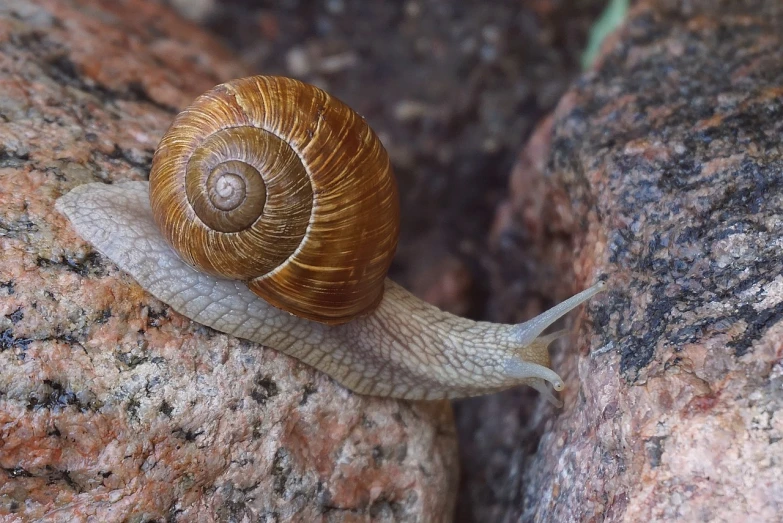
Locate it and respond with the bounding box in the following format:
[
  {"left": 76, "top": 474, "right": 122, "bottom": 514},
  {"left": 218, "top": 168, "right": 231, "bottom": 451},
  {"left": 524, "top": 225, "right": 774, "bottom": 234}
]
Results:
[{"left": 55, "top": 75, "right": 605, "bottom": 402}]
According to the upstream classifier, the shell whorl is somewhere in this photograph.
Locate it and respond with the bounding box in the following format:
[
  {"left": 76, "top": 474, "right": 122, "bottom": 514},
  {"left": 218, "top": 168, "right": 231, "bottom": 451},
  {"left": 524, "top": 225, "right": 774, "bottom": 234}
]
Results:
[{"left": 149, "top": 76, "right": 400, "bottom": 324}]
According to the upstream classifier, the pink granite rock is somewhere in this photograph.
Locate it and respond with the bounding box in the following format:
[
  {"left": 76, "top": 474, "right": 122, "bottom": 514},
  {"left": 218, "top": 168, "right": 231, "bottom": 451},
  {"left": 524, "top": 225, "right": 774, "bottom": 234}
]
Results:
[
  {"left": 0, "top": 1, "right": 457, "bottom": 521},
  {"left": 465, "top": 0, "right": 783, "bottom": 521}
]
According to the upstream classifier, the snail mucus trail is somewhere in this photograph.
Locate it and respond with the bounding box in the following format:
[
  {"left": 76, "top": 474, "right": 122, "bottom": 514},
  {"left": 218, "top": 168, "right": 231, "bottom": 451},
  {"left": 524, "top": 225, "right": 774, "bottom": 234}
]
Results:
[{"left": 56, "top": 75, "right": 605, "bottom": 402}]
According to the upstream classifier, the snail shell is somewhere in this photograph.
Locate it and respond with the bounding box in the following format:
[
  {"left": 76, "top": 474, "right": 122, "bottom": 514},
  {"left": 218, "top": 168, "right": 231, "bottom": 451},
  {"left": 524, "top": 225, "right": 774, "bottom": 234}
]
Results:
[{"left": 149, "top": 76, "right": 399, "bottom": 324}]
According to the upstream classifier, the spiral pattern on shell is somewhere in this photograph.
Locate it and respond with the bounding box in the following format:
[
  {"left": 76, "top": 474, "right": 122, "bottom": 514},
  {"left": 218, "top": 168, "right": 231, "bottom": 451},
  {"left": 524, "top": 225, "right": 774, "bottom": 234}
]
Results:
[{"left": 149, "top": 76, "right": 400, "bottom": 324}]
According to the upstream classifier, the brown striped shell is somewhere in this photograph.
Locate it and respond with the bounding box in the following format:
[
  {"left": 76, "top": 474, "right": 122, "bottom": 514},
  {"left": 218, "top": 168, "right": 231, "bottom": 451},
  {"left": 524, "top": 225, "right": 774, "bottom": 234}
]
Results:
[{"left": 148, "top": 76, "right": 400, "bottom": 324}]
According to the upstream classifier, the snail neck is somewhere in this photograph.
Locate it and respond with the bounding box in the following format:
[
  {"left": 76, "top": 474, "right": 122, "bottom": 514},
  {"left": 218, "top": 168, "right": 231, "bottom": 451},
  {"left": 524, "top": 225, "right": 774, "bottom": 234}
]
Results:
[{"left": 320, "top": 280, "right": 602, "bottom": 401}]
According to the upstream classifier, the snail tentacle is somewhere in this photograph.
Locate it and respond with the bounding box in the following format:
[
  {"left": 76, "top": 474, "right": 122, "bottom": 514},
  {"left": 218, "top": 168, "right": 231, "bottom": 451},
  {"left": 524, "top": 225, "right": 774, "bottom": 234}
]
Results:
[{"left": 56, "top": 181, "right": 602, "bottom": 401}]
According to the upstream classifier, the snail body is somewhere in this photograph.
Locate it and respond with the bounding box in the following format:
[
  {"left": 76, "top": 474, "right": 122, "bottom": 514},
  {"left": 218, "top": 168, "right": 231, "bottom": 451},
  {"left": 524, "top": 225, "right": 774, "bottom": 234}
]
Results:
[{"left": 56, "top": 76, "right": 604, "bottom": 402}]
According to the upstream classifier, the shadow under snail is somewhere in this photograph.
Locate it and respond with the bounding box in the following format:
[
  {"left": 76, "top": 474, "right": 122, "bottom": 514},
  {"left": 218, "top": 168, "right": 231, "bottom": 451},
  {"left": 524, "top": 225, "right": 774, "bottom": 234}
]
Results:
[{"left": 56, "top": 75, "right": 605, "bottom": 403}]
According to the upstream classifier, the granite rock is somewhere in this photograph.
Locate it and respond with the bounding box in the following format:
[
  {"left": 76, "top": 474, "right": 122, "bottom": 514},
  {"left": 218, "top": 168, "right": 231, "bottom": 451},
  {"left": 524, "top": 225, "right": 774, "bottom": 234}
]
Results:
[
  {"left": 0, "top": 1, "right": 458, "bottom": 521},
  {"left": 473, "top": 1, "right": 783, "bottom": 521}
]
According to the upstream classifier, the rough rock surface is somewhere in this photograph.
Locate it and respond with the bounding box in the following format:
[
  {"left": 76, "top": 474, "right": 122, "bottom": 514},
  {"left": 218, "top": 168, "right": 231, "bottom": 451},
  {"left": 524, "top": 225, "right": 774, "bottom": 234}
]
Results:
[
  {"left": 467, "top": 1, "right": 783, "bottom": 521},
  {"left": 0, "top": 1, "right": 457, "bottom": 521}
]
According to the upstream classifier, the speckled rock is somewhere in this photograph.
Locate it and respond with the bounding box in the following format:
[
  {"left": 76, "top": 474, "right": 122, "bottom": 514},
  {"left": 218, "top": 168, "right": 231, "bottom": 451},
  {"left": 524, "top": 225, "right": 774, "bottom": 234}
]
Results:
[
  {"left": 0, "top": 1, "right": 457, "bottom": 521},
  {"left": 473, "top": 1, "right": 783, "bottom": 521}
]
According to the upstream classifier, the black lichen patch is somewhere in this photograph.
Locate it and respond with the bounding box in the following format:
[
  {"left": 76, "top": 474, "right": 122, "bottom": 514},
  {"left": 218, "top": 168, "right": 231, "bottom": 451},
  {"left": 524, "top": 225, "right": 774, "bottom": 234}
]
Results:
[
  {"left": 36, "top": 251, "right": 107, "bottom": 278},
  {"left": 5, "top": 307, "right": 23, "bottom": 324},
  {"left": 0, "top": 146, "right": 30, "bottom": 168},
  {"left": 145, "top": 305, "right": 169, "bottom": 328},
  {"left": 64, "top": 251, "right": 106, "bottom": 277},
  {"left": 105, "top": 142, "right": 155, "bottom": 173},
  {"left": 3, "top": 466, "right": 32, "bottom": 478},
  {"left": 214, "top": 482, "right": 261, "bottom": 523},
  {"left": 171, "top": 427, "right": 204, "bottom": 442},
  {"left": 619, "top": 284, "right": 677, "bottom": 377},
  {"left": 0, "top": 281, "right": 15, "bottom": 295},
  {"left": 191, "top": 323, "right": 221, "bottom": 340},
  {"left": 115, "top": 350, "right": 148, "bottom": 369},
  {"left": 251, "top": 420, "right": 265, "bottom": 441},
  {"left": 45, "top": 466, "right": 83, "bottom": 493},
  {"left": 90, "top": 147, "right": 148, "bottom": 180},
  {"left": 167, "top": 505, "right": 186, "bottom": 522},
  {"left": 0, "top": 319, "right": 89, "bottom": 355},
  {"left": 300, "top": 382, "right": 317, "bottom": 405},
  {"left": 272, "top": 447, "right": 292, "bottom": 497},
  {"left": 728, "top": 302, "right": 783, "bottom": 357},
  {"left": 35, "top": 257, "right": 56, "bottom": 269},
  {"left": 0, "top": 328, "right": 32, "bottom": 352},
  {"left": 250, "top": 374, "right": 279, "bottom": 404},
  {"left": 95, "top": 308, "right": 112, "bottom": 324},
  {"left": 49, "top": 327, "right": 86, "bottom": 347},
  {"left": 360, "top": 413, "right": 377, "bottom": 429},
  {"left": 0, "top": 215, "right": 38, "bottom": 239},
  {"left": 27, "top": 379, "right": 98, "bottom": 413},
  {"left": 159, "top": 399, "right": 174, "bottom": 417},
  {"left": 126, "top": 397, "right": 141, "bottom": 422},
  {"left": 644, "top": 436, "right": 667, "bottom": 468},
  {"left": 371, "top": 445, "right": 384, "bottom": 466},
  {"left": 45, "top": 52, "right": 82, "bottom": 88}
]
